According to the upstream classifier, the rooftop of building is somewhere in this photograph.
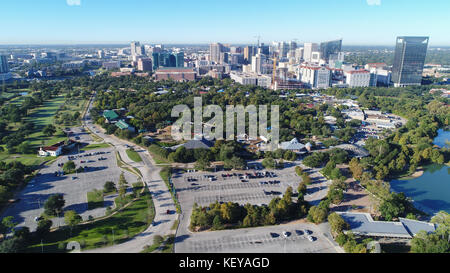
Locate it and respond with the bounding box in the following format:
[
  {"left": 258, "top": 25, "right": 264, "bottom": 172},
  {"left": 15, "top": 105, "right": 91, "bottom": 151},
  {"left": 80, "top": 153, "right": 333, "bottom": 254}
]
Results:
[{"left": 337, "top": 212, "right": 436, "bottom": 239}]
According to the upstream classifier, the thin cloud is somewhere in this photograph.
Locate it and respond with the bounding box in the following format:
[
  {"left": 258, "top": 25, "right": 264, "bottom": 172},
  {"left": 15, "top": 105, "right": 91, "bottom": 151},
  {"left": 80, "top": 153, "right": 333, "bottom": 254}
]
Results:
[
  {"left": 366, "top": 0, "right": 381, "bottom": 6},
  {"left": 67, "top": 0, "right": 81, "bottom": 6}
]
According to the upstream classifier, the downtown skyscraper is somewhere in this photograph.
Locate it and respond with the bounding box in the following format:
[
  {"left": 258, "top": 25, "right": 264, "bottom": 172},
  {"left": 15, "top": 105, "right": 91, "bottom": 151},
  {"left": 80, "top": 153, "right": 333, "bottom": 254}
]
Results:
[{"left": 392, "top": 36, "right": 429, "bottom": 87}]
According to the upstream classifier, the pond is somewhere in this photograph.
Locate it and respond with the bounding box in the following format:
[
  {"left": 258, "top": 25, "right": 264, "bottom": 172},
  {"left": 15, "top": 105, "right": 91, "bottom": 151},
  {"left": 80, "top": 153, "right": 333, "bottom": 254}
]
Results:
[{"left": 390, "top": 129, "right": 450, "bottom": 215}]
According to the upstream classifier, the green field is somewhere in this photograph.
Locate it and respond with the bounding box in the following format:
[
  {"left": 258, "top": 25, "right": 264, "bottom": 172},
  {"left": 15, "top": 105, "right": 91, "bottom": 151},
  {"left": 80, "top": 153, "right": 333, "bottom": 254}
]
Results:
[
  {"left": 87, "top": 189, "right": 104, "bottom": 210},
  {"left": 27, "top": 188, "right": 155, "bottom": 252},
  {"left": 126, "top": 149, "right": 143, "bottom": 162},
  {"left": 0, "top": 95, "right": 68, "bottom": 166},
  {"left": 81, "top": 143, "right": 111, "bottom": 151}
]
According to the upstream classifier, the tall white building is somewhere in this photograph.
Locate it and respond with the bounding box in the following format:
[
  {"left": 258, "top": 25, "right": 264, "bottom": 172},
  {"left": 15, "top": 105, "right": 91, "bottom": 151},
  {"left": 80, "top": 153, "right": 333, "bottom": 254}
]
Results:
[
  {"left": 131, "top": 41, "right": 143, "bottom": 56},
  {"left": 303, "top": 43, "right": 319, "bottom": 63},
  {"left": 210, "top": 43, "right": 223, "bottom": 64},
  {"left": 251, "top": 54, "right": 267, "bottom": 74},
  {"left": 295, "top": 48, "right": 304, "bottom": 61},
  {"left": 344, "top": 70, "right": 371, "bottom": 87}
]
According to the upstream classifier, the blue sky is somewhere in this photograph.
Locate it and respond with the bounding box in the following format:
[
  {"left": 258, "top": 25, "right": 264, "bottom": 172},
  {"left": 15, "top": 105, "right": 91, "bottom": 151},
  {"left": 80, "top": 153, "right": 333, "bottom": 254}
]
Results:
[{"left": 0, "top": 0, "right": 449, "bottom": 45}]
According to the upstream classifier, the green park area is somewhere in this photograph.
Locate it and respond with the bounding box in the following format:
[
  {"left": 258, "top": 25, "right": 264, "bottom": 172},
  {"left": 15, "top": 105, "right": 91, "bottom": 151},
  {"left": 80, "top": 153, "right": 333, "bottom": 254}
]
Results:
[
  {"left": 27, "top": 187, "right": 155, "bottom": 253},
  {"left": 126, "top": 148, "right": 142, "bottom": 162},
  {"left": 0, "top": 95, "right": 68, "bottom": 166},
  {"left": 81, "top": 143, "right": 111, "bottom": 152}
]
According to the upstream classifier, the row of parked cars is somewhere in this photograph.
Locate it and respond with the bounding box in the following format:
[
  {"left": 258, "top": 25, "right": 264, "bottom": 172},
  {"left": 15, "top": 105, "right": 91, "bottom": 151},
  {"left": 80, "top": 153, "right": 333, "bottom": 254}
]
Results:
[{"left": 272, "top": 230, "right": 315, "bottom": 242}]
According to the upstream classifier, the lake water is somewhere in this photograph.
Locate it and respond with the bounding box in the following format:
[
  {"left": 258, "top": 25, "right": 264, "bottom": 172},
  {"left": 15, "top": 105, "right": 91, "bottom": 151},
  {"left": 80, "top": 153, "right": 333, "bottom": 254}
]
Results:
[
  {"left": 390, "top": 130, "right": 450, "bottom": 215},
  {"left": 433, "top": 129, "right": 450, "bottom": 148}
]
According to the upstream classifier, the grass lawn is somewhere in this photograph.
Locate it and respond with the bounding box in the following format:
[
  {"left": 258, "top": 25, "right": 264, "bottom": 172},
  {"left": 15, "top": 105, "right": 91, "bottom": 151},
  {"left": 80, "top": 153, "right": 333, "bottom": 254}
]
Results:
[
  {"left": 81, "top": 143, "right": 111, "bottom": 151},
  {"left": 126, "top": 149, "right": 142, "bottom": 162},
  {"left": 0, "top": 152, "right": 55, "bottom": 166},
  {"left": 27, "top": 188, "right": 155, "bottom": 253},
  {"left": 1, "top": 95, "right": 68, "bottom": 166},
  {"left": 160, "top": 168, "right": 181, "bottom": 213},
  {"left": 87, "top": 189, "right": 104, "bottom": 210},
  {"left": 56, "top": 97, "right": 88, "bottom": 127}
]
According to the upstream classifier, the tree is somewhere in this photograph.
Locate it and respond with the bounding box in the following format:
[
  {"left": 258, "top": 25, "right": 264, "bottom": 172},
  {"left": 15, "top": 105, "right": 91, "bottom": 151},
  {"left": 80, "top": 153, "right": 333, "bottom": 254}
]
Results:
[
  {"left": 44, "top": 194, "right": 65, "bottom": 216},
  {"left": 195, "top": 156, "right": 211, "bottom": 171},
  {"left": 0, "top": 237, "right": 22, "bottom": 253},
  {"left": 0, "top": 185, "right": 11, "bottom": 205},
  {"left": 16, "top": 142, "right": 31, "bottom": 154},
  {"left": 328, "top": 213, "right": 349, "bottom": 235},
  {"left": 349, "top": 158, "right": 363, "bottom": 180},
  {"left": 411, "top": 211, "right": 450, "bottom": 253},
  {"left": 36, "top": 219, "right": 53, "bottom": 238},
  {"left": 212, "top": 215, "right": 224, "bottom": 230},
  {"left": 301, "top": 173, "right": 312, "bottom": 185},
  {"left": 0, "top": 216, "right": 17, "bottom": 236},
  {"left": 64, "top": 210, "right": 82, "bottom": 236},
  {"left": 118, "top": 172, "right": 128, "bottom": 198},
  {"left": 63, "top": 161, "right": 76, "bottom": 174},
  {"left": 43, "top": 124, "right": 56, "bottom": 137},
  {"left": 379, "top": 192, "right": 410, "bottom": 221},
  {"left": 103, "top": 181, "right": 117, "bottom": 193},
  {"left": 262, "top": 157, "right": 276, "bottom": 169},
  {"left": 307, "top": 206, "right": 328, "bottom": 224}
]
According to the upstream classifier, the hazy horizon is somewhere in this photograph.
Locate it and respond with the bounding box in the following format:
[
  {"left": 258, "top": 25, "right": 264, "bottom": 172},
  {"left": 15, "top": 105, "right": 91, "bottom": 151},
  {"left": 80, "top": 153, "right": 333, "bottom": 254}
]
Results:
[{"left": 1, "top": 0, "right": 449, "bottom": 46}]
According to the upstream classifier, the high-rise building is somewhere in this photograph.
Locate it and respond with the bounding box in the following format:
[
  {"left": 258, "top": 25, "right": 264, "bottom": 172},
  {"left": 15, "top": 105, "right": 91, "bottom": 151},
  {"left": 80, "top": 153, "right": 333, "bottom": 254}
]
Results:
[
  {"left": 152, "top": 52, "right": 160, "bottom": 70},
  {"left": 0, "top": 55, "right": 9, "bottom": 73},
  {"left": 131, "top": 41, "right": 141, "bottom": 56},
  {"left": 279, "top": 42, "right": 290, "bottom": 58},
  {"left": 152, "top": 52, "right": 183, "bottom": 69},
  {"left": 251, "top": 54, "right": 265, "bottom": 75},
  {"left": 392, "top": 36, "right": 429, "bottom": 87},
  {"left": 244, "top": 46, "right": 256, "bottom": 64},
  {"left": 289, "top": 41, "right": 297, "bottom": 51},
  {"left": 175, "top": 52, "right": 185, "bottom": 68},
  {"left": 303, "top": 43, "right": 319, "bottom": 63},
  {"left": 98, "top": 50, "right": 105, "bottom": 59},
  {"left": 210, "top": 43, "right": 223, "bottom": 64},
  {"left": 137, "top": 58, "right": 153, "bottom": 72},
  {"left": 319, "top": 39, "right": 342, "bottom": 62},
  {"left": 259, "top": 44, "right": 270, "bottom": 55}
]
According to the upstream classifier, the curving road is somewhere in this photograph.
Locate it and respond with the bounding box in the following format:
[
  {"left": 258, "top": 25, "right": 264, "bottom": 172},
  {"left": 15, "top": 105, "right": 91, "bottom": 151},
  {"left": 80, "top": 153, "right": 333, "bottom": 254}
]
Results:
[{"left": 82, "top": 93, "right": 177, "bottom": 253}]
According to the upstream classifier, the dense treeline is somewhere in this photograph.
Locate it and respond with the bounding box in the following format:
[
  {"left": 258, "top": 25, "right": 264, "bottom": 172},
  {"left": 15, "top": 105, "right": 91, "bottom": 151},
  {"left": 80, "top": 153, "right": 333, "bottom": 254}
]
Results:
[
  {"left": 190, "top": 186, "right": 309, "bottom": 230},
  {"left": 0, "top": 161, "right": 33, "bottom": 206}
]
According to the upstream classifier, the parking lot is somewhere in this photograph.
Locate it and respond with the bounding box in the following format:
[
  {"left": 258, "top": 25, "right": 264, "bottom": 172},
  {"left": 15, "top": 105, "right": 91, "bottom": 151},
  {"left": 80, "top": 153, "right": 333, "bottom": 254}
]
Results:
[
  {"left": 173, "top": 160, "right": 334, "bottom": 252},
  {"left": 173, "top": 160, "right": 330, "bottom": 208},
  {"left": 175, "top": 222, "right": 338, "bottom": 253},
  {"left": 2, "top": 146, "right": 138, "bottom": 231}
]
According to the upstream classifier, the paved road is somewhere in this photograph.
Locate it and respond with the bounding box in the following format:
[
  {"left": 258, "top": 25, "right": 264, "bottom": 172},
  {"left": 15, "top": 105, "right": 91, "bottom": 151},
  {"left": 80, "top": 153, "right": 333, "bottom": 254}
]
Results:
[{"left": 82, "top": 93, "right": 177, "bottom": 253}]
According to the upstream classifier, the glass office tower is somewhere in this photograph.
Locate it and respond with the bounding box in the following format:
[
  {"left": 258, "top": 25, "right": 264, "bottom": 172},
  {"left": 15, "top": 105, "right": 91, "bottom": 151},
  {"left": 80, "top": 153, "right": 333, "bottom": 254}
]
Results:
[
  {"left": 0, "top": 55, "right": 9, "bottom": 73},
  {"left": 319, "top": 39, "right": 342, "bottom": 61},
  {"left": 175, "top": 52, "right": 184, "bottom": 68},
  {"left": 392, "top": 36, "right": 429, "bottom": 87}
]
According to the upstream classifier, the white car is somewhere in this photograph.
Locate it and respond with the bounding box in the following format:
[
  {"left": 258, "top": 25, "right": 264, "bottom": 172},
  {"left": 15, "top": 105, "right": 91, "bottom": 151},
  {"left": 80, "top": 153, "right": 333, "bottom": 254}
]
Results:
[
  {"left": 282, "top": 231, "right": 289, "bottom": 238},
  {"left": 307, "top": 236, "right": 315, "bottom": 242}
]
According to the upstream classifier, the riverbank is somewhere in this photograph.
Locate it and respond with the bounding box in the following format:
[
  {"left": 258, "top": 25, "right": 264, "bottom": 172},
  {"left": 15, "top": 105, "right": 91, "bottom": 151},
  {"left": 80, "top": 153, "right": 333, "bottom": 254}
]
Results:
[{"left": 397, "top": 168, "right": 425, "bottom": 180}]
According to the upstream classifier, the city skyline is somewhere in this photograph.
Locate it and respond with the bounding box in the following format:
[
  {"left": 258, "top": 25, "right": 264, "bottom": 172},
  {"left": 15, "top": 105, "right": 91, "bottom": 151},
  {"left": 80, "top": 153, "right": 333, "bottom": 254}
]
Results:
[{"left": 0, "top": 0, "right": 449, "bottom": 46}]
